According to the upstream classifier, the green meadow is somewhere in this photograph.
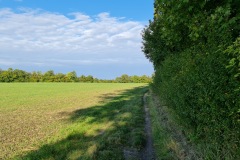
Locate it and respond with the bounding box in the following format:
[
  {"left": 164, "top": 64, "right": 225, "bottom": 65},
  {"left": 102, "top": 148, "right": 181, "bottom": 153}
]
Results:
[{"left": 0, "top": 83, "right": 148, "bottom": 159}]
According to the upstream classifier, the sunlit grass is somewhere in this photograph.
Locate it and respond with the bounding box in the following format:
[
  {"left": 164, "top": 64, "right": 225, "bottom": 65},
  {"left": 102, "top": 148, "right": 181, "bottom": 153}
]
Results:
[{"left": 0, "top": 83, "right": 148, "bottom": 159}]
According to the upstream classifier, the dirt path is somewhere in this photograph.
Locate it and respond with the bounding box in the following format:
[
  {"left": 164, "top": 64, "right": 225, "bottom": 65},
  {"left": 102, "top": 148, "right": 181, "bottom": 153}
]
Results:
[
  {"left": 124, "top": 91, "right": 200, "bottom": 160},
  {"left": 124, "top": 92, "right": 155, "bottom": 160},
  {"left": 141, "top": 92, "right": 156, "bottom": 160}
]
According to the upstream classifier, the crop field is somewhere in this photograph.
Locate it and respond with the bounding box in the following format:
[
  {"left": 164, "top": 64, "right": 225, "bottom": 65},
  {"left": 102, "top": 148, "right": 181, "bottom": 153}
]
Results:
[{"left": 0, "top": 83, "right": 148, "bottom": 159}]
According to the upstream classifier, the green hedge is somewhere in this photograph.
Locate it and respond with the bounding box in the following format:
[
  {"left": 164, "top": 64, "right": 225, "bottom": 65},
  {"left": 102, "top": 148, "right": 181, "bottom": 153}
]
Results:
[
  {"left": 142, "top": 1, "right": 240, "bottom": 158},
  {"left": 152, "top": 39, "right": 240, "bottom": 158}
]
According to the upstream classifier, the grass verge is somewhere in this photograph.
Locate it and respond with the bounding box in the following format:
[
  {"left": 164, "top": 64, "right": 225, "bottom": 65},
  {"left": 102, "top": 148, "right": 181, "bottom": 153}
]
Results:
[
  {"left": 148, "top": 88, "right": 240, "bottom": 159},
  {"left": 146, "top": 90, "right": 199, "bottom": 160}
]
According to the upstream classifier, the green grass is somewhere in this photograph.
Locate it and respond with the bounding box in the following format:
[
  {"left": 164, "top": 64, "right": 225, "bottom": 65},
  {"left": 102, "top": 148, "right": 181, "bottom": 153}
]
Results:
[
  {"left": 147, "top": 91, "right": 199, "bottom": 160},
  {"left": 0, "top": 83, "right": 148, "bottom": 159},
  {"left": 146, "top": 92, "right": 173, "bottom": 159},
  {"left": 148, "top": 89, "right": 240, "bottom": 160}
]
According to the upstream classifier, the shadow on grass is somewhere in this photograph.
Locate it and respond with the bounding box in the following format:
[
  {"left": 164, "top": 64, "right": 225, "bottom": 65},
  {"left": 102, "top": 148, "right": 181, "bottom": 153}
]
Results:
[{"left": 17, "top": 86, "right": 148, "bottom": 160}]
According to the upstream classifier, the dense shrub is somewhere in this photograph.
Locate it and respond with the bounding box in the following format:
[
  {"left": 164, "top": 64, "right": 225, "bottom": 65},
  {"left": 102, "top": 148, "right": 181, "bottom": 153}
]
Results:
[
  {"left": 143, "top": 0, "right": 240, "bottom": 158},
  {"left": 153, "top": 45, "right": 239, "bottom": 155}
]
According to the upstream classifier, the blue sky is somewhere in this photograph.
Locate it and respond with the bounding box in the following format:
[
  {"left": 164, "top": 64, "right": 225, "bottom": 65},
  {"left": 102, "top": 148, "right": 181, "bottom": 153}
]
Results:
[{"left": 0, "top": 0, "right": 154, "bottom": 79}]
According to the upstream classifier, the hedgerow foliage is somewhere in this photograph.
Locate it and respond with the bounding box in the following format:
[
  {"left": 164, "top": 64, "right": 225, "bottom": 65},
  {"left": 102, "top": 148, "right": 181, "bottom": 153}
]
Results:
[{"left": 142, "top": 0, "right": 240, "bottom": 158}]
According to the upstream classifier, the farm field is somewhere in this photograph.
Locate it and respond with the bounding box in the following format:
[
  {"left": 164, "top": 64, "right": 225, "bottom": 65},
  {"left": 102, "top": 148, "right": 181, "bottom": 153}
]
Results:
[{"left": 0, "top": 83, "right": 148, "bottom": 159}]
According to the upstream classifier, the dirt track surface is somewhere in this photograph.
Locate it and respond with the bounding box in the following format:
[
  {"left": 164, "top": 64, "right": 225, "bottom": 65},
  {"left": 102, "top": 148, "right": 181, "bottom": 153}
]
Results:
[
  {"left": 124, "top": 92, "right": 155, "bottom": 160},
  {"left": 124, "top": 91, "right": 202, "bottom": 160},
  {"left": 141, "top": 92, "right": 156, "bottom": 160}
]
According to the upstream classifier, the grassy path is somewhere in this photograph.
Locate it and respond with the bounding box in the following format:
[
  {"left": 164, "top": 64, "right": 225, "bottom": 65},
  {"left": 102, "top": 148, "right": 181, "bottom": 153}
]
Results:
[
  {"left": 146, "top": 91, "right": 199, "bottom": 160},
  {"left": 142, "top": 92, "right": 155, "bottom": 160},
  {"left": 123, "top": 92, "right": 156, "bottom": 160}
]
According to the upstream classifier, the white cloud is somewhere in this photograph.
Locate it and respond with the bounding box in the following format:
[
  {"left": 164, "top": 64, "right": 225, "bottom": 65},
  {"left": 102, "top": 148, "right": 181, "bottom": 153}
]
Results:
[{"left": 0, "top": 8, "right": 151, "bottom": 72}]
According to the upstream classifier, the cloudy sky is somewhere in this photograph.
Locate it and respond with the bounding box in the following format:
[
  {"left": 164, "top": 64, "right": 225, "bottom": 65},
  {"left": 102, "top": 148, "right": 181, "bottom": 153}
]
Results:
[{"left": 0, "top": 0, "right": 154, "bottom": 79}]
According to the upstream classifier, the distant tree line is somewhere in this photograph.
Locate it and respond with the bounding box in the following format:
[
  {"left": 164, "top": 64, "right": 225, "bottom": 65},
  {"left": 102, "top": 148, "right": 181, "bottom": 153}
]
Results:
[{"left": 0, "top": 68, "right": 152, "bottom": 83}]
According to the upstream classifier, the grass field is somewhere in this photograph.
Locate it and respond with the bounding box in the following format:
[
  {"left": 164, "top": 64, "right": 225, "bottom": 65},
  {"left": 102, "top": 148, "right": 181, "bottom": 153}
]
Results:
[{"left": 0, "top": 83, "right": 148, "bottom": 159}]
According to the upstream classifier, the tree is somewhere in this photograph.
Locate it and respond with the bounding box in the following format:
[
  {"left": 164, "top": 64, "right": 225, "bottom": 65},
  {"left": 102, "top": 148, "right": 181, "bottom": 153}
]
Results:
[
  {"left": 43, "top": 70, "right": 55, "bottom": 82},
  {"left": 79, "top": 75, "right": 86, "bottom": 82},
  {"left": 115, "top": 74, "right": 130, "bottom": 83},
  {"left": 142, "top": 0, "right": 240, "bottom": 68},
  {"left": 12, "top": 69, "right": 29, "bottom": 82},
  {"left": 55, "top": 73, "right": 65, "bottom": 82},
  {"left": 130, "top": 75, "right": 140, "bottom": 83},
  {"left": 30, "top": 71, "right": 42, "bottom": 82},
  {"left": 65, "top": 71, "right": 78, "bottom": 82},
  {"left": 85, "top": 75, "right": 94, "bottom": 83}
]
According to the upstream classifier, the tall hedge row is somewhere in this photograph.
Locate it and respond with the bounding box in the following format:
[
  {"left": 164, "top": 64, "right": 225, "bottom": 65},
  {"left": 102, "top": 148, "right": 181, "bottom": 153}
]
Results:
[{"left": 142, "top": 0, "right": 240, "bottom": 158}]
